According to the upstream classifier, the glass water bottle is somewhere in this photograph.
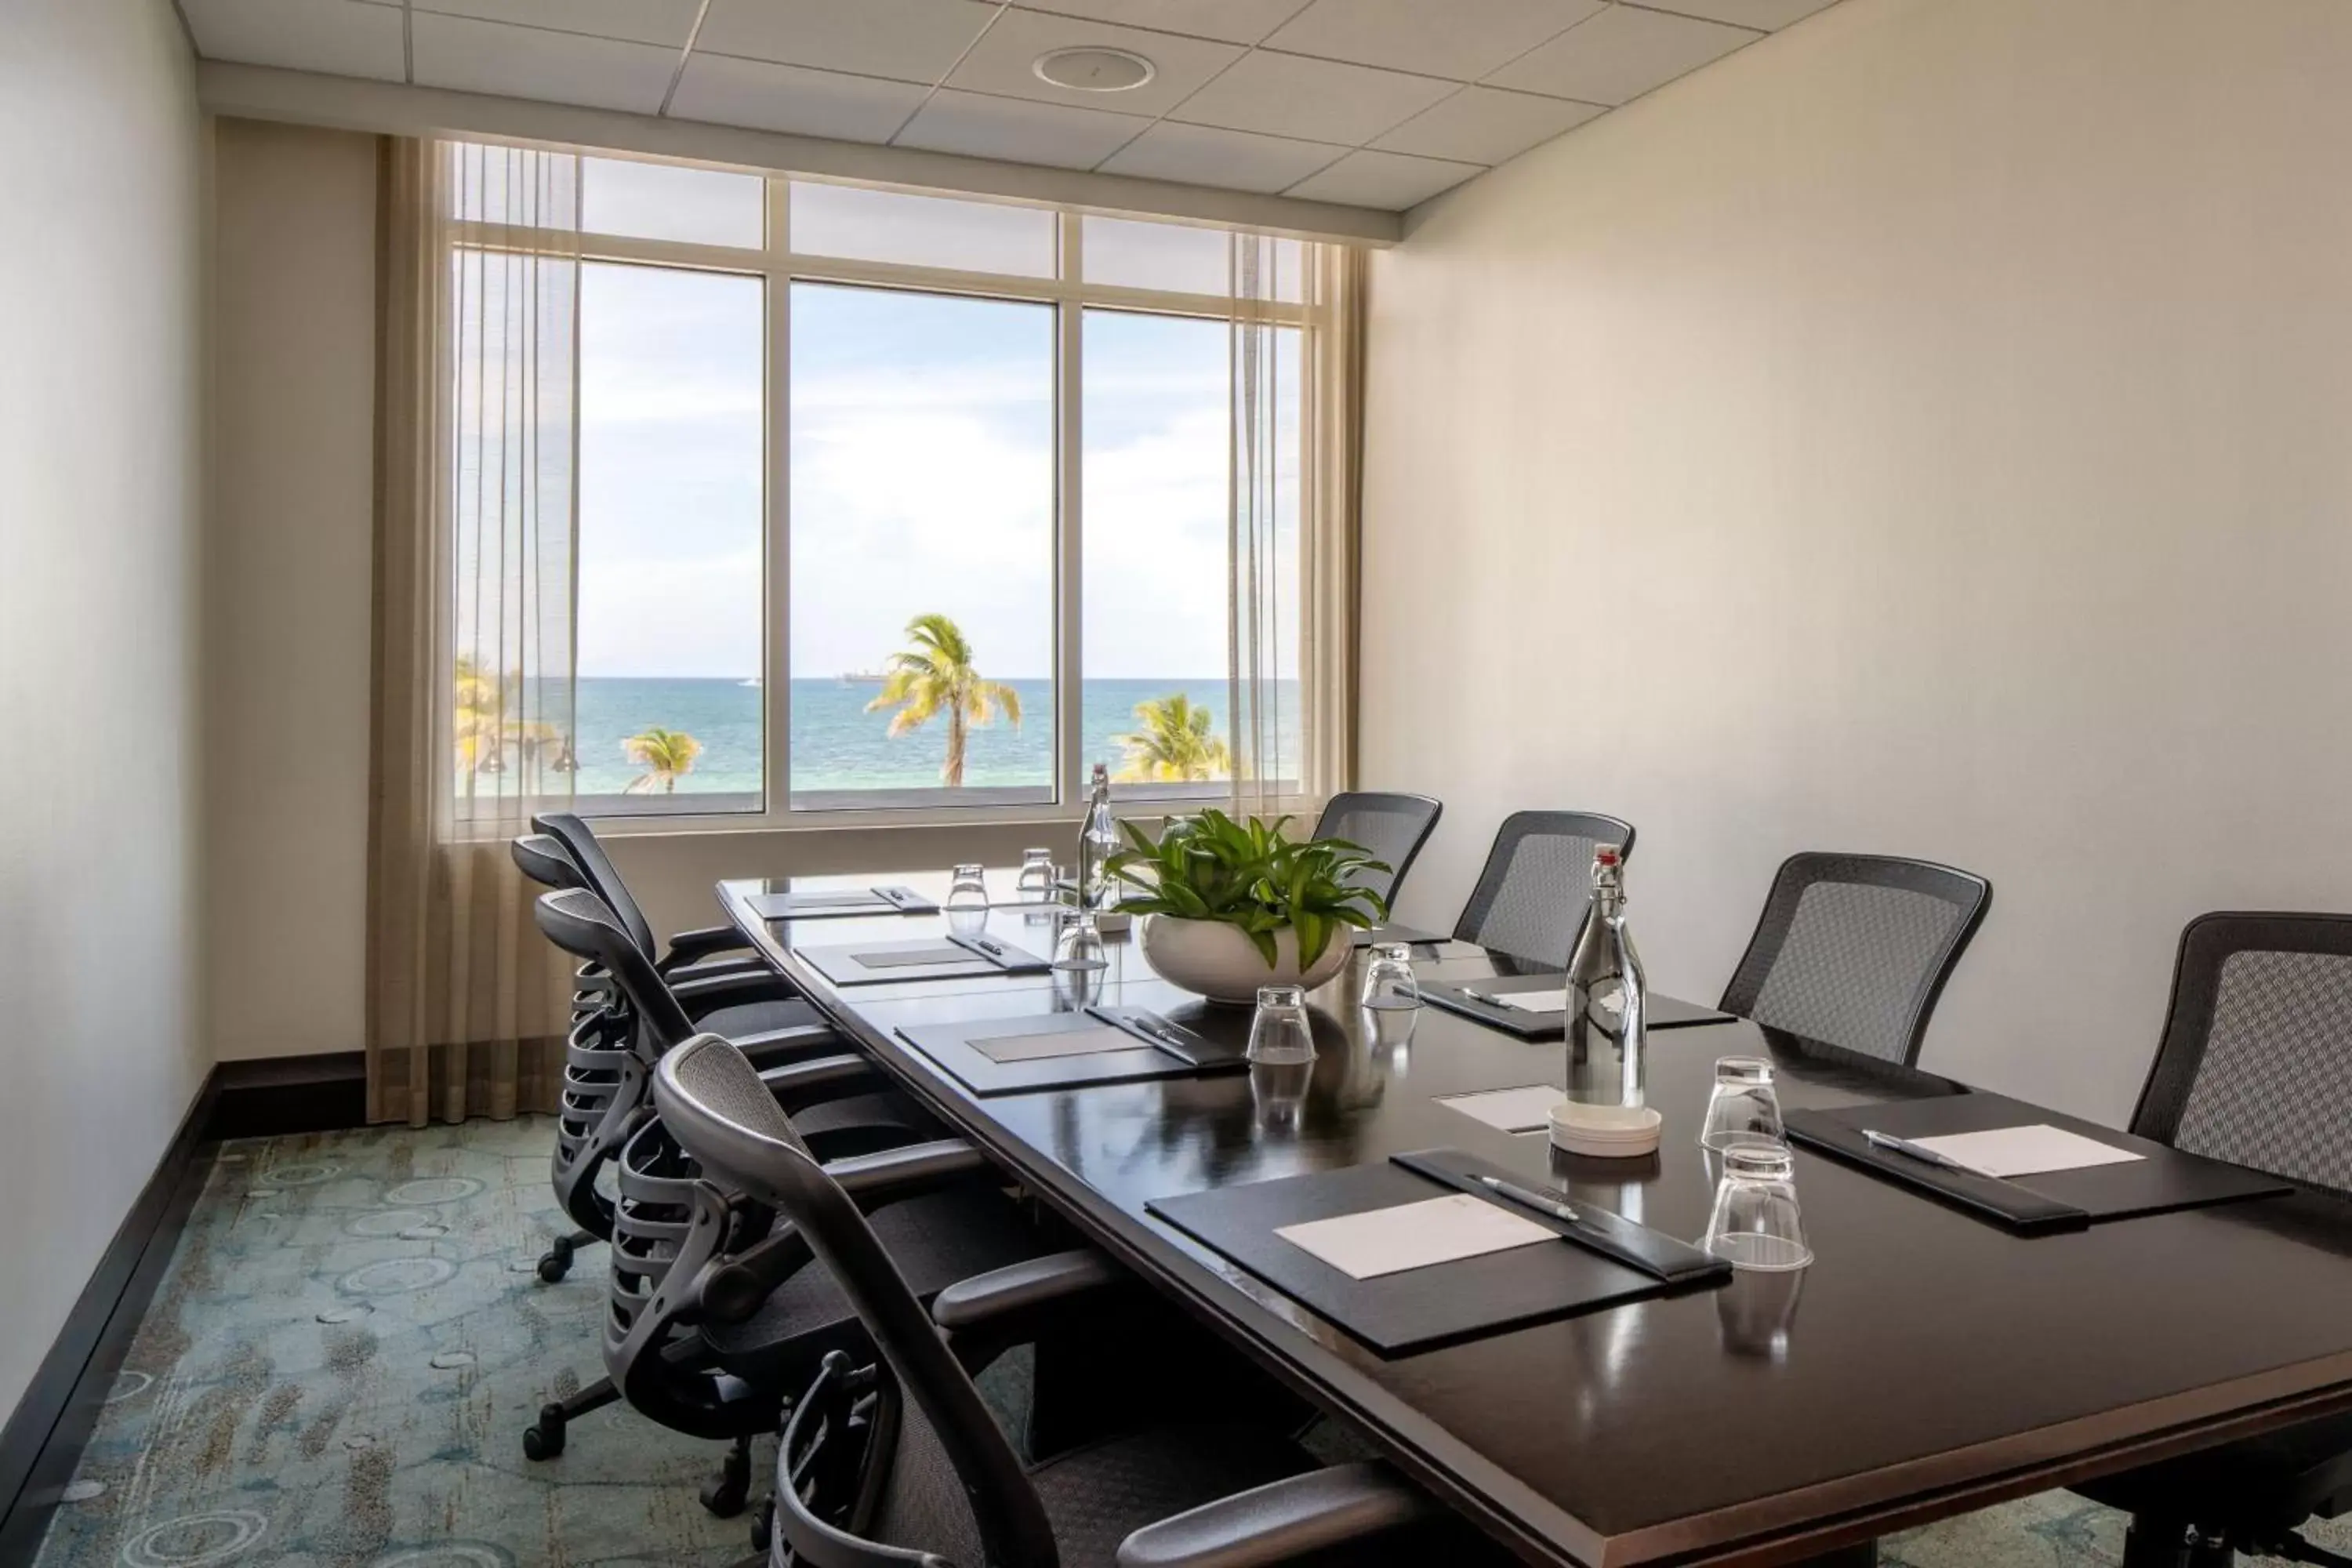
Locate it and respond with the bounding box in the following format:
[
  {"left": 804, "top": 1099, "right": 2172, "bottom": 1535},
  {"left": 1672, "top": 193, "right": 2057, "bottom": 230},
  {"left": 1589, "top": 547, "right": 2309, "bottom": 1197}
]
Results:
[
  {"left": 1076, "top": 762, "right": 1120, "bottom": 911},
  {"left": 1562, "top": 844, "right": 1648, "bottom": 1110}
]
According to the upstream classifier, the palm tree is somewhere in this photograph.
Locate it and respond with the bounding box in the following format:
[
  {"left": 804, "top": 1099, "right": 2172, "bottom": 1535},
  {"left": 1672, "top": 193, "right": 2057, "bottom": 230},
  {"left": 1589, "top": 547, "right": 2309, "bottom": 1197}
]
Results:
[
  {"left": 622, "top": 727, "right": 703, "bottom": 793},
  {"left": 1112, "top": 694, "right": 1231, "bottom": 783},
  {"left": 455, "top": 653, "right": 568, "bottom": 789},
  {"left": 865, "top": 613, "right": 1022, "bottom": 787}
]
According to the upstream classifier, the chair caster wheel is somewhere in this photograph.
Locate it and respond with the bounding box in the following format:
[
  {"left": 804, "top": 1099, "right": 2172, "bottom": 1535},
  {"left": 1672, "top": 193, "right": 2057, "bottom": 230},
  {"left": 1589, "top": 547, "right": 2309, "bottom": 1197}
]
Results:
[
  {"left": 750, "top": 1498, "right": 774, "bottom": 1553},
  {"left": 536, "top": 1236, "right": 575, "bottom": 1283},
  {"left": 702, "top": 1442, "right": 753, "bottom": 1518},
  {"left": 524, "top": 1403, "right": 567, "bottom": 1460}
]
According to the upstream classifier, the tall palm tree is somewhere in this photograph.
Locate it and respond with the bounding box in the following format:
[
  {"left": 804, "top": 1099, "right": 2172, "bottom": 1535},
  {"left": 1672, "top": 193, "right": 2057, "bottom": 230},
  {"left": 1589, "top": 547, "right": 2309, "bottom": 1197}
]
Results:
[
  {"left": 455, "top": 653, "right": 568, "bottom": 789},
  {"left": 622, "top": 727, "right": 703, "bottom": 794},
  {"left": 866, "top": 613, "right": 1022, "bottom": 787},
  {"left": 1112, "top": 694, "right": 1231, "bottom": 783}
]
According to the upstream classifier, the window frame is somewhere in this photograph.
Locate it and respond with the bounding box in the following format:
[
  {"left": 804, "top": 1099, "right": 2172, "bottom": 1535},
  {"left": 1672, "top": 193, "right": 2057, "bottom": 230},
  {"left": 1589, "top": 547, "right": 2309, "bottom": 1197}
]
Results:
[{"left": 447, "top": 159, "right": 1312, "bottom": 834}]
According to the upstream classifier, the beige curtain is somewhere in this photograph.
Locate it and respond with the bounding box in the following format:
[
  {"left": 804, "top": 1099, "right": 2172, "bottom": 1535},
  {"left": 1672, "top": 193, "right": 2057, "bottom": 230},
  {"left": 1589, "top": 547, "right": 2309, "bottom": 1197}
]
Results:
[
  {"left": 1229, "top": 236, "right": 1363, "bottom": 822},
  {"left": 368, "top": 138, "right": 582, "bottom": 1125}
]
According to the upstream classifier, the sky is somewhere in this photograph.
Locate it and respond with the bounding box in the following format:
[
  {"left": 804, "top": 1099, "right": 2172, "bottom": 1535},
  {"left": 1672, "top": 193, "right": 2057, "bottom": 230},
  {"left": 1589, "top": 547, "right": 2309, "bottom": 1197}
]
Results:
[{"left": 564, "top": 188, "right": 1300, "bottom": 685}]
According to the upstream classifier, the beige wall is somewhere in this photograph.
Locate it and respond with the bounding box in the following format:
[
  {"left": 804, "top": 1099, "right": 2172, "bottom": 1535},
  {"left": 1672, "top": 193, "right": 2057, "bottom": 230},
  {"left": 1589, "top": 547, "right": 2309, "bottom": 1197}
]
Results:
[
  {"left": 0, "top": 0, "right": 209, "bottom": 1416},
  {"left": 205, "top": 118, "right": 380, "bottom": 1061},
  {"left": 1361, "top": 0, "right": 2352, "bottom": 1124}
]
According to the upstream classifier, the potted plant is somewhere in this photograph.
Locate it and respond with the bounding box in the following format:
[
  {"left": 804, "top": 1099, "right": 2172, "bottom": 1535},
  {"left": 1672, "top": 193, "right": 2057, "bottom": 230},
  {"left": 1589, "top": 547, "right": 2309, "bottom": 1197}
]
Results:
[{"left": 1106, "top": 810, "right": 1390, "bottom": 1004}]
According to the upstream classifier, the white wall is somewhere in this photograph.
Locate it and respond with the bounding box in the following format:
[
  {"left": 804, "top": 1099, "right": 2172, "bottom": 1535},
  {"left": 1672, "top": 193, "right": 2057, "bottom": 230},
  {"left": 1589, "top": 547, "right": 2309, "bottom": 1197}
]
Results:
[
  {"left": 0, "top": 0, "right": 209, "bottom": 1416},
  {"left": 1361, "top": 0, "right": 2352, "bottom": 1124},
  {"left": 205, "top": 118, "right": 379, "bottom": 1061}
]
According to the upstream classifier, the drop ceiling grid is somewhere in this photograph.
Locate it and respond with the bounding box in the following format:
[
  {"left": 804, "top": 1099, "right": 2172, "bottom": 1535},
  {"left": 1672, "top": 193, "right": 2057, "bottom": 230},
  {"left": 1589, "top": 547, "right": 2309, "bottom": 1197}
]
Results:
[{"left": 176, "top": 0, "right": 1832, "bottom": 209}]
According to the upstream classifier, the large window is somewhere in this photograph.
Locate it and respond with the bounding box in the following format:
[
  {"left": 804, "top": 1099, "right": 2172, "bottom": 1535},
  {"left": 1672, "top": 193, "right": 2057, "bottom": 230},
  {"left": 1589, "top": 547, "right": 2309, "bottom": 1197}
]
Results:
[{"left": 448, "top": 151, "right": 1323, "bottom": 823}]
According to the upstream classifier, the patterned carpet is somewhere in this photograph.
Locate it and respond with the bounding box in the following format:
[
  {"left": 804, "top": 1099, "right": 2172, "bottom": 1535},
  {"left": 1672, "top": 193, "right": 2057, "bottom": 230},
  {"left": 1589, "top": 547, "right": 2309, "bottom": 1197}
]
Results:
[{"left": 26, "top": 1120, "right": 2333, "bottom": 1567}]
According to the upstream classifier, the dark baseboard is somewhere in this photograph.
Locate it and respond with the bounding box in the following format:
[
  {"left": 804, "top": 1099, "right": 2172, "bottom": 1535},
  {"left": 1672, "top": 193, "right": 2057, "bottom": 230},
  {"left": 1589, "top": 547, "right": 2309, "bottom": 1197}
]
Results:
[
  {"left": 0, "top": 1065, "right": 222, "bottom": 1560},
  {"left": 208, "top": 1051, "right": 368, "bottom": 1139}
]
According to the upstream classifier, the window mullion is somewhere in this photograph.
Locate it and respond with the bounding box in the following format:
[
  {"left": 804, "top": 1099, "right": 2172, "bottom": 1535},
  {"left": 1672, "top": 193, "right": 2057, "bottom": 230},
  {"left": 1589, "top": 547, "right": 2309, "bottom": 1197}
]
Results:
[
  {"left": 761, "top": 175, "right": 793, "bottom": 825},
  {"left": 1057, "top": 212, "right": 1085, "bottom": 815}
]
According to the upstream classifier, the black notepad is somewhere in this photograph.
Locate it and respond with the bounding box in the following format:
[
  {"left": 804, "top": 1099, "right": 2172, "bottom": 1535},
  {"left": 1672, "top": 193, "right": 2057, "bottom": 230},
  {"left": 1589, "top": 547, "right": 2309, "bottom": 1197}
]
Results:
[
  {"left": 800, "top": 934, "right": 1047, "bottom": 987},
  {"left": 1784, "top": 1093, "right": 2294, "bottom": 1236},
  {"left": 895, "top": 1009, "right": 1252, "bottom": 1096},
  {"left": 1149, "top": 1152, "right": 1723, "bottom": 1356},
  {"left": 1421, "top": 978, "right": 1731, "bottom": 1040},
  {"left": 747, "top": 885, "right": 938, "bottom": 920}
]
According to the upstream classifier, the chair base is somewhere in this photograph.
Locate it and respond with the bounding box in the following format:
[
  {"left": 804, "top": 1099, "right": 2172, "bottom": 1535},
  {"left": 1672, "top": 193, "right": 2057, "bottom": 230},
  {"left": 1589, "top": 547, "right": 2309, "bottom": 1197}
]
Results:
[
  {"left": 535, "top": 1229, "right": 598, "bottom": 1283},
  {"left": 700, "top": 1434, "right": 754, "bottom": 1519},
  {"left": 523, "top": 1376, "right": 620, "bottom": 1460}
]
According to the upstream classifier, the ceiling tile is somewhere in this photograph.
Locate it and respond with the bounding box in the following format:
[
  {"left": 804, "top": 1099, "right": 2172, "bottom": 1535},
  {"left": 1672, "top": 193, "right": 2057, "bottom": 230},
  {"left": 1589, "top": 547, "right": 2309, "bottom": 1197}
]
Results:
[
  {"left": 670, "top": 55, "right": 928, "bottom": 142},
  {"left": 180, "top": 0, "right": 406, "bottom": 81},
  {"left": 1641, "top": 0, "right": 1842, "bottom": 29},
  {"left": 1486, "top": 5, "right": 1758, "bottom": 105},
  {"left": 1264, "top": 0, "right": 1604, "bottom": 82},
  {"left": 410, "top": 12, "right": 681, "bottom": 113},
  {"left": 1372, "top": 85, "right": 1602, "bottom": 164},
  {"left": 1098, "top": 121, "right": 1345, "bottom": 194},
  {"left": 1283, "top": 148, "right": 1482, "bottom": 209},
  {"left": 695, "top": 0, "right": 999, "bottom": 84},
  {"left": 894, "top": 89, "right": 1152, "bottom": 169},
  {"left": 1167, "top": 51, "right": 1454, "bottom": 146},
  {"left": 1004, "top": 0, "right": 1312, "bottom": 46},
  {"left": 948, "top": 9, "right": 1243, "bottom": 118},
  {"left": 410, "top": 0, "right": 702, "bottom": 49}
]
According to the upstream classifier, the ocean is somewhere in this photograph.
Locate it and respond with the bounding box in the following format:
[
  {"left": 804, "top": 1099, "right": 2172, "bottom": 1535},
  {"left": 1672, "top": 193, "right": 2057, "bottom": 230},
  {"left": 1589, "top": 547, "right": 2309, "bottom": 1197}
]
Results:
[{"left": 563, "top": 676, "right": 1301, "bottom": 799}]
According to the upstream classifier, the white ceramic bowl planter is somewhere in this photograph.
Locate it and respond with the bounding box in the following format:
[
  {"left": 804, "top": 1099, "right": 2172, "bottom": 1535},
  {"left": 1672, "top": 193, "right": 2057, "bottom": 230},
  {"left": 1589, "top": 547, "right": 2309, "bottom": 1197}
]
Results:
[{"left": 1138, "top": 914, "right": 1352, "bottom": 1005}]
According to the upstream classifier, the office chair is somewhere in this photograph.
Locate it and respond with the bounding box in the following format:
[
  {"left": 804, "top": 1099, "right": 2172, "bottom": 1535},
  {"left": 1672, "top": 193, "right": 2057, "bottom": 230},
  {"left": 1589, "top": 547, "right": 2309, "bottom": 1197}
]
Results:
[
  {"left": 1451, "top": 810, "right": 1637, "bottom": 967},
  {"left": 2073, "top": 913, "right": 2352, "bottom": 1568},
  {"left": 1312, "top": 791, "right": 1443, "bottom": 907},
  {"left": 522, "top": 889, "right": 938, "bottom": 1471},
  {"left": 1717, "top": 852, "right": 1991, "bottom": 1066},
  {"left": 652, "top": 1032, "right": 1459, "bottom": 1568}
]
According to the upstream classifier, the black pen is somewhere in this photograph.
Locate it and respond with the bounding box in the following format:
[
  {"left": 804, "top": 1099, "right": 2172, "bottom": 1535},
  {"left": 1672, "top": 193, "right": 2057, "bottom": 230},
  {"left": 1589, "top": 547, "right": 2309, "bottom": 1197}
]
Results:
[
  {"left": 1862, "top": 1129, "right": 1971, "bottom": 1173},
  {"left": 1476, "top": 1174, "right": 1581, "bottom": 1225}
]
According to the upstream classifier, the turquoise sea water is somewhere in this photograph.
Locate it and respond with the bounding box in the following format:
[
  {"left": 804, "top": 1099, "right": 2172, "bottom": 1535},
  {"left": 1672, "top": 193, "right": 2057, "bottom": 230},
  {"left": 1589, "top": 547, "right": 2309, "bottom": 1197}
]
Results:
[{"left": 564, "top": 677, "right": 1300, "bottom": 799}]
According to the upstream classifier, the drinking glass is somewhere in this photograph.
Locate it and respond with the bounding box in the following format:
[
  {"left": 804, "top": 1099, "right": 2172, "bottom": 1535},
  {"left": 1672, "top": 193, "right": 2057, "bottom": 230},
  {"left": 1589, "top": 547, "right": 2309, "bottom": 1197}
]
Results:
[
  {"left": 1359, "top": 943, "right": 1420, "bottom": 1011},
  {"left": 946, "top": 864, "right": 989, "bottom": 913},
  {"left": 1698, "top": 1056, "right": 1787, "bottom": 1150},
  {"left": 1015, "top": 848, "right": 1054, "bottom": 898},
  {"left": 1051, "top": 909, "right": 1107, "bottom": 972},
  {"left": 1246, "top": 985, "right": 1316, "bottom": 1065},
  {"left": 1702, "top": 1140, "right": 1813, "bottom": 1271}
]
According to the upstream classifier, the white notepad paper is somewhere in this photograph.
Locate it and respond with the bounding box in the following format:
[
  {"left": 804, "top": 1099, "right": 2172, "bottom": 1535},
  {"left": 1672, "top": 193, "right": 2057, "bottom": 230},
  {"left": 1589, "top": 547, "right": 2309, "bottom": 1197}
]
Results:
[
  {"left": 1910, "top": 1124, "right": 2145, "bottom": 1178},
  {"left": 1437, "top": 1085, "right": 1567, "bottom": 1133},
  {"left": 972, "top": 1027, "right": 1151, "bottom": 1065},
  {"left": 1276, "top": 1193, "right": 1555, "bottom": 1280},
  {"left": 1489, "top": 989, "right": 1621, "bottom": 1014}
]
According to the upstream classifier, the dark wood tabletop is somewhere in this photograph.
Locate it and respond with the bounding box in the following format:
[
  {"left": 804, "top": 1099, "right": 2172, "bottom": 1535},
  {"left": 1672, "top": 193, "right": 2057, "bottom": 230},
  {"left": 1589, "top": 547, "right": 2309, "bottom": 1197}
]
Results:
[{"left": 717, "top": 869, "right": 2352, "bottom": 1568}]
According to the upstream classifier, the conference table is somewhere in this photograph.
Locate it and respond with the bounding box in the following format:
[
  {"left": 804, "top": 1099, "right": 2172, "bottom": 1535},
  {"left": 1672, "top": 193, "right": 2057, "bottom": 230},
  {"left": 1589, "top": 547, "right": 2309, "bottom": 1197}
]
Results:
[{"left": 717, "top": 869, "right": 2352, "bottom": 1567}]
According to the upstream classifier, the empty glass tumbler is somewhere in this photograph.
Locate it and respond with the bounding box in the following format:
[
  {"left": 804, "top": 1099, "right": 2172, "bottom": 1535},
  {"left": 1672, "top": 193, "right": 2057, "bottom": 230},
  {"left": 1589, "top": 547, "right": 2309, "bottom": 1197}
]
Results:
[
  {"left": 1051, "top": 909, "right": 1107, "bottom": 972},
  {"left": 946, "top": 864, "right": 989, "bottom": 912},
  {"left": 1359, "top": 944, "right": 1420, "bottom": 1011},
  {"left": 1247, "top": 984, "right": 1316, "bottom": 1065},
  {"left": 1702, "top": 1140, "right": 1813, "bottom": 1272},
  {"left": 1015, "top": 848, "right": 1055, "bottom": 898},
  {"left": 1699, "top": 1056, "right": 1787, "bottom": 1150}
]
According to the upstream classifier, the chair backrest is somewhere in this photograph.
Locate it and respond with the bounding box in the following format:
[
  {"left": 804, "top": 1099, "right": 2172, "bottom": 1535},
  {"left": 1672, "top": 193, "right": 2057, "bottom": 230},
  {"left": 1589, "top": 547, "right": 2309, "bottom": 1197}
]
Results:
[
  {"left": 535, "top": 811, "right": 659, "bottom": 960},
  {"left": 2131, "top": 912, "right": 2352, "bottom": 1196},
  {"left": 1312, "top": 792, "right": 1443, "bottom": 908},
  {"left": 511, "top": 832, "right": 588, "bottom": 893},
  {"left": 655, "top": 1035, "right": 1054, "bottom": 1568},
  {"left": 533, "top": 888, "right": 695, "bottom": 1056},
  {"left": 1450, "top": 810, "right": 1637, "bottom": 967},
  {"left": 1717, "top": 852, "right": 1991, "bottom": 1065}
]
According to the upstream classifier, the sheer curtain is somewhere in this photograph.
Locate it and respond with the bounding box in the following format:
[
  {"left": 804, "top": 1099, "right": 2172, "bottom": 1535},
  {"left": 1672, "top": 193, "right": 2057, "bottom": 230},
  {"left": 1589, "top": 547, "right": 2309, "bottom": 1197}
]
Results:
[
  {"left": 1229, "top": 234, "right": 1363, "bottom": 822},
  {"left": 368, "top": 139, "right": 581, "bottom": 1125}
]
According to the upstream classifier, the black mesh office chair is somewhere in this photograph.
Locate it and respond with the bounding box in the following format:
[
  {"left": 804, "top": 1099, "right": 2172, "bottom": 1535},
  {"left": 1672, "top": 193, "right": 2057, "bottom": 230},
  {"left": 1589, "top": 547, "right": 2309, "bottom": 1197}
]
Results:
[
  {"left": 1450, "top": 811, "right": 1637, "bottom": 967},
  {"left": 2073, "top": 913, "right": 2352, "bottom": 1568},
  {"left": 652, "top": 1033, "right": 1457, "bottom": 1568},
  {"left": 522, "top": 889, "right": 938, "bottom": 1472},
  {"left": 1716, "top": 852, "right": 1991, "bottom": 1066},
  {"left": 1312, "top": 791, "right": 1443, "bottom": 907}
]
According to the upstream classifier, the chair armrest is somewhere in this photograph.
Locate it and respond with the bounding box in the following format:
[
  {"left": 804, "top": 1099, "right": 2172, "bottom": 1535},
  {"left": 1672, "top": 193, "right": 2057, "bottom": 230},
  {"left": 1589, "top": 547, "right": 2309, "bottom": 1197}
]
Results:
[
  {"left": 825, "top": 1138, "right": 995, "bottom": 1205},
  {"left": 1116, "top": 1463, "right": 1437, "bottom": 1568},
  {"left": 659, "top": 924, "right": 759, "bottom": 971},
  {"left": 672, "top": 970, "right": 792, "bottom": 1010},
  {"left": 734, "top": 1024, "right": 846, "bottom": 1068},
  {"left": 931, "top": 1250, "right": 1122, "bottom": 1333},
  {"left": 757, "top": 1053, "right": 880, "bottom": 1101}
]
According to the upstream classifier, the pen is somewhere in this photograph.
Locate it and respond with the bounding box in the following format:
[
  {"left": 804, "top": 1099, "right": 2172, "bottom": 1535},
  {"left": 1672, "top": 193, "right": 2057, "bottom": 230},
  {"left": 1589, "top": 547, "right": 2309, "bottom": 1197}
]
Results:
[
  {"left": 1863, "top": 1129, "right": 1971, "bottom": 1173},
  {"left": 1464, "top": 988, "right": 1504, "bottom": 1007},
  {"left": 1476, "top": 1174, "right": 1581, "bottom": 1225}
]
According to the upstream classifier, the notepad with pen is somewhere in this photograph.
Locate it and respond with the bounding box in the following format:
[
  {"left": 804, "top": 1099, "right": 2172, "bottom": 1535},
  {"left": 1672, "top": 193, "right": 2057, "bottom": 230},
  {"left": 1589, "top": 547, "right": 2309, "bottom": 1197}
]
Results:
[
  {"left": 1421, "top": 978, "right": 1731, "bottom": 1040},
  {"left": 799, "top": 933, "right": 1051, "bottom": 986},
  {"left": 1784, "top": 1092, "right": 2293, "bottom": 1235},
  {"left": 894, "top": 1006, "right": 1250, "bottom": 1096},
  {"left": 746, "top": 885, "right": 938, "bottom": 920}
]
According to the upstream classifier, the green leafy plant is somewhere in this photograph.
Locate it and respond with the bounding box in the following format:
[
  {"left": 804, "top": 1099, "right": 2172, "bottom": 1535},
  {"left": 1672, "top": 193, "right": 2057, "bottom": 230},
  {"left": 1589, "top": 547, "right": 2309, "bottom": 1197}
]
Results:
[{"left": 1106, "top": 809, "right": 1390, "bottom": 969}]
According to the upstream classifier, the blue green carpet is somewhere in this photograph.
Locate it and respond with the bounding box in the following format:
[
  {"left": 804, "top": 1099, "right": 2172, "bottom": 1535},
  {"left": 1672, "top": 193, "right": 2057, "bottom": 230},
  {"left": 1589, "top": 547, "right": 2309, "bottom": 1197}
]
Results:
[{"left": 27, "top": 1120, "right": 2336, "bottom": 1567}]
